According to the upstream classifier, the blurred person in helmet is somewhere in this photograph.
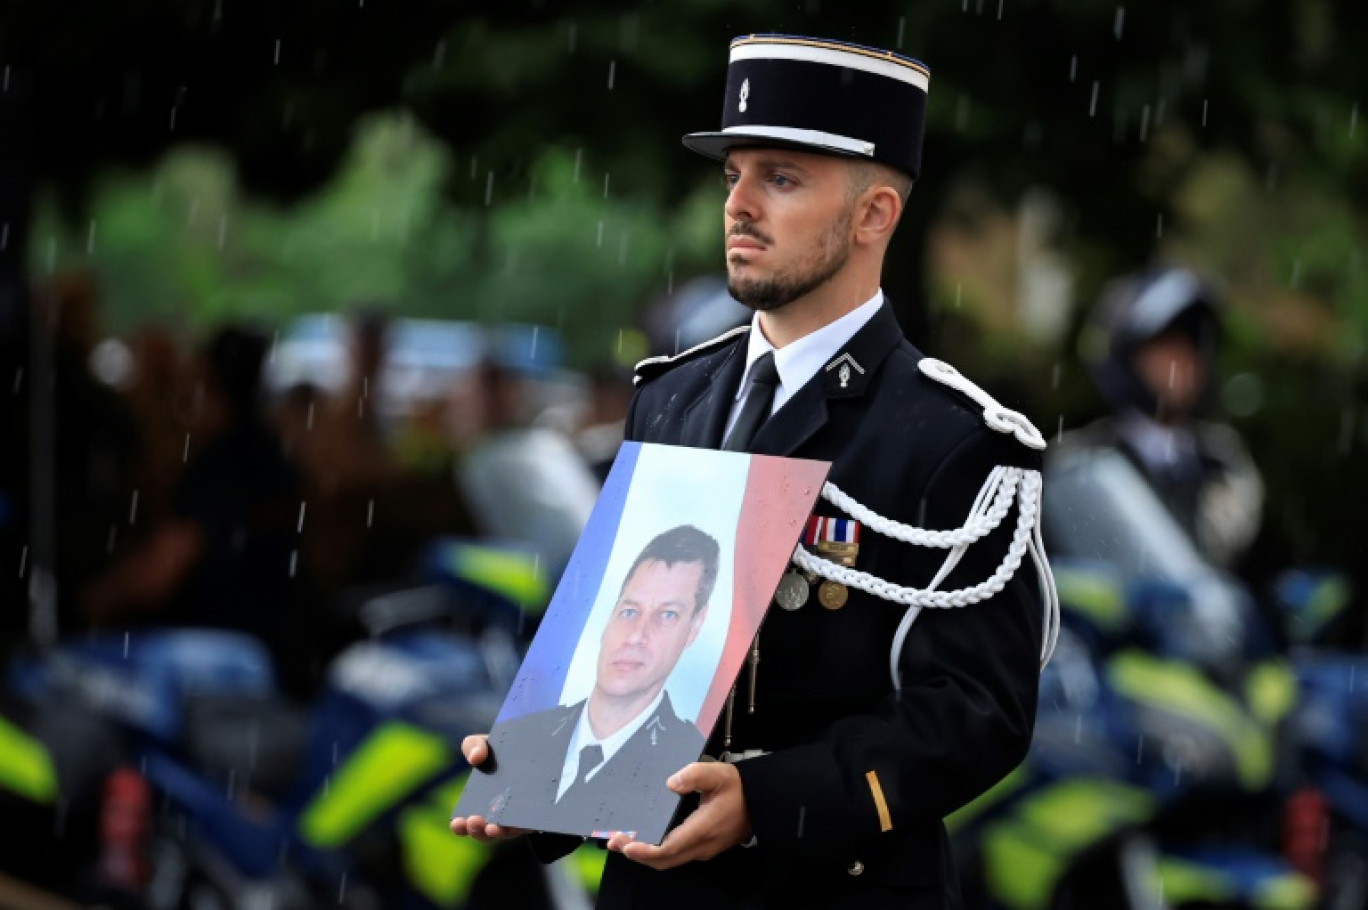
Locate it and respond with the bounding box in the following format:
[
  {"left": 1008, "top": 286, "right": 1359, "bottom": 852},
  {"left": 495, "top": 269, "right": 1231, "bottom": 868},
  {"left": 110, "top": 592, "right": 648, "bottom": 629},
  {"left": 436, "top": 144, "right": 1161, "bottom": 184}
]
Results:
[{"left": 1075, "top": 265, "right": 1263, "bottom": 568}]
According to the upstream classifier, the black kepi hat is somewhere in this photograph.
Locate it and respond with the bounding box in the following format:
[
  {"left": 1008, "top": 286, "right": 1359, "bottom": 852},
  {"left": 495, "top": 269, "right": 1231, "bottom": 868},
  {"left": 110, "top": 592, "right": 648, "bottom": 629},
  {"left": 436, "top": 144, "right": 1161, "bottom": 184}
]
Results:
[{"left": 682, "top": 34, "right": 931, "bottom": 180}]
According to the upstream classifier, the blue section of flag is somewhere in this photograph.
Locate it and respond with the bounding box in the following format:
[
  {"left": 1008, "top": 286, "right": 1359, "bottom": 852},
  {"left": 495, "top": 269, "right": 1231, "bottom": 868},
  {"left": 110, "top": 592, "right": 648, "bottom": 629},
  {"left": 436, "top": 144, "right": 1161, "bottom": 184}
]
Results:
[{"left": 496, "top": 441, "right": 641, "bottom": 722}]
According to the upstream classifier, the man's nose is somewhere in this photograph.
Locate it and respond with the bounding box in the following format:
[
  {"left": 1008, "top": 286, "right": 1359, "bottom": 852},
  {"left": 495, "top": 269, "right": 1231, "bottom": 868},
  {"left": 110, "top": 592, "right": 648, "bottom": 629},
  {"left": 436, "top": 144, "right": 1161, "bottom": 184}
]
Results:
[
  {"left": 624, "top": 616, "right": 651, "bottom": 645},
  {"left": 724, "top": 173, "right": 760, "bottom": 223}
]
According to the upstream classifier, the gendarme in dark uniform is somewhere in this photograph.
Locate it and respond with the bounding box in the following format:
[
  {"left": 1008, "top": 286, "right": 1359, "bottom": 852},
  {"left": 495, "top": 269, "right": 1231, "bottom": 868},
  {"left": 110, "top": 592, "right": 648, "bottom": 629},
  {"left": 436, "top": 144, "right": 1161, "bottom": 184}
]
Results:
[
  {"left": 607, "top": 35, "right": 1056, "bottom": 910},
  {"left": 454, "top": 33, "right": 1058, "bottom": 910}
]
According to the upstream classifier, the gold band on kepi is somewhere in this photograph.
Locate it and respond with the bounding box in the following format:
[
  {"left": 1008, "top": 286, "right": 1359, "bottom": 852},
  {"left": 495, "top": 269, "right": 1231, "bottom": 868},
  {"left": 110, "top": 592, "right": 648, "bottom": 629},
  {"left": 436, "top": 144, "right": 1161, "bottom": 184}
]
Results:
[{"left": 682, "top": 34, "right": 931, "bottom": 180}]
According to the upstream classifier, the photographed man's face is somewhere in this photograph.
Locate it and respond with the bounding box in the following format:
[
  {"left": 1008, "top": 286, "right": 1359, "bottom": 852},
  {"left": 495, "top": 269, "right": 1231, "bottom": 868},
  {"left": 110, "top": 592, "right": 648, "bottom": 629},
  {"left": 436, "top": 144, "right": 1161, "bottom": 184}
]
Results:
[
  {"left": 721, "top": 147, "right": 855, "bottom": 311},
  {"left": 596, "top": 559, "right": 708, "bottom": 706}
]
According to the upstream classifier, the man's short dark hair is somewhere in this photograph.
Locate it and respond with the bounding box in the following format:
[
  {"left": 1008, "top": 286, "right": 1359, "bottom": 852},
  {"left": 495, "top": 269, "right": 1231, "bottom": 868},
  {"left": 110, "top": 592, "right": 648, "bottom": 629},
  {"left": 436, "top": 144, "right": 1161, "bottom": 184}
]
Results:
[{"left": 621, "top": 525, "right": 720, "bottom": 615}]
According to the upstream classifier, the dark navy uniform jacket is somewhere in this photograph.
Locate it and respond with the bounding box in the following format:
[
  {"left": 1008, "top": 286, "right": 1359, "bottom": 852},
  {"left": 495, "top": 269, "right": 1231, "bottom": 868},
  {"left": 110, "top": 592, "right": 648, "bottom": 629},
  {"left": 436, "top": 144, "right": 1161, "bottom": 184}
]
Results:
[
  {"left": 472, "top": 692, "right": 704, "bottom": 844},
  {"left": 588, "top": 301, "right": 1045, "bottom": 910}
]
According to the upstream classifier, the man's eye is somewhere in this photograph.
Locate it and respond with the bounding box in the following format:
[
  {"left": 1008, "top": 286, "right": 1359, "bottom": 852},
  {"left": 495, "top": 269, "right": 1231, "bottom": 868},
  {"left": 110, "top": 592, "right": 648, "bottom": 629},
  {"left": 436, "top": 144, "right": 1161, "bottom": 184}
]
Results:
[
  {"left": 658, "top": 610, "right": 679, "bottom": 623},
  {"left": 617, "top": 607, "right": 638, "bottom": 620},
  {"left": 770, "top": 174, "right": 794, "bottom": 188},
  {"left": 723, "top": 172, "right": 739, "bottom": 189}
]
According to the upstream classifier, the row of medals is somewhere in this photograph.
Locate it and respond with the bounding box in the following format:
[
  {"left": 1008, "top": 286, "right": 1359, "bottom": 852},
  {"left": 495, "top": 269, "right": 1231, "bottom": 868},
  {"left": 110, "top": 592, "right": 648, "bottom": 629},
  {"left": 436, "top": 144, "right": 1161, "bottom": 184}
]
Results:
[{"left": 775, "top": 540, "right": 855, "bottom": 611}]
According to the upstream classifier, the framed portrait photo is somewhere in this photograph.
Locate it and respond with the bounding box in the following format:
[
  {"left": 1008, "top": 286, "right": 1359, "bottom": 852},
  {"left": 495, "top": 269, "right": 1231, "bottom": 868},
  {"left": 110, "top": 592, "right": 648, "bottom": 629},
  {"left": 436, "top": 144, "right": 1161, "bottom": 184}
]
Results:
[{"left": 454, "top": 441, "right": 829, "bottom": 843}]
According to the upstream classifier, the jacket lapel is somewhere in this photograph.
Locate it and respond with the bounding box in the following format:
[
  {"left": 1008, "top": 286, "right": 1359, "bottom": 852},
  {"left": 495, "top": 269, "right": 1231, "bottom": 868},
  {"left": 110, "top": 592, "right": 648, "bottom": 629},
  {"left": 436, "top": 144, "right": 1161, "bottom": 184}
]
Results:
[
  {"left": 677, "top": 338, "right": 748, "bottom": 449},
  {"left": 749, "top": 301, "right": 906, "bottom": 456}
]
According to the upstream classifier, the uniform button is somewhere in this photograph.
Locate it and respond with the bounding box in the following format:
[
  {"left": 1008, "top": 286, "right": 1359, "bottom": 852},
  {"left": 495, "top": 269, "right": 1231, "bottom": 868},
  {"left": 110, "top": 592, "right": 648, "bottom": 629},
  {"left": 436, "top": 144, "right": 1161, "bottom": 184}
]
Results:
[{"left": 847, "top": 861, "right": 864, "bottom": 876}]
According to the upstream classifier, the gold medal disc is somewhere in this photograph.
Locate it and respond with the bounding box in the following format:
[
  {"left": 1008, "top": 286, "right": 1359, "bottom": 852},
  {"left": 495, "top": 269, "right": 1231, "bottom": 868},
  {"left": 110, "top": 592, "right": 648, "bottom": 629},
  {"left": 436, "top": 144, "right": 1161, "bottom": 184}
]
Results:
[{"left": 818, "top": 581, "right": 849, "bottom": 610}]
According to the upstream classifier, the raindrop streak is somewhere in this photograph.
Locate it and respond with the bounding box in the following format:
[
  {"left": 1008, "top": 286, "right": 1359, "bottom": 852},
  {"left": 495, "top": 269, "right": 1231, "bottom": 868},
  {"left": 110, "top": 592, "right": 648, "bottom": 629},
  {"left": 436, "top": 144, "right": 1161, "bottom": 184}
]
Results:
[
  {"left": 217, "top": 215, "right": 228, "bottom": 250},
  {"left": 1056, "top": 416, "right": 1064, "bottom": 444},
  {"left": 896, "top": 16, "right": 906, "bottom": 47},
  {"left": 1156, "top": 213, "right": 1163, "bottom": 238},
  {"left": 1113, "top": 7, "right": 1125, "bottom": 40},
  {"left": 17, "top": 546, "right": 26, "bottom": 579},
  {"left": 182, "top": 433, "right": 191, "bottom": 463},
  {"left": 567, "top": 23, "right": 578, "bottom": 54},
  {"left": 366, "top": 499, "right": 375, "bottom": 528},
  {"left": 596, "top": 220, "right": 605, "bottom": 248},
  {"left": 797, "top": 805, "right": 806, "bottom": 839},
  {"left": 2, "top": 66, "right": 8, "bottom": 92},
  {"left": 607, "top": 60, "right": 617, "bottom": 91},
  {"left": 1202, "top": 99, "right": 1209, "bottom": 127},
  {"left": 1, "top": 222, "right": 8, "bottom": 251},
  {"left": 573, "top": 148, "right": 583, "bottom": 183},
  {"left": 289, "top": 550, "right": 298, "bottom": 578},
  {"left": 1139, "top": 105, "right": 1150, "bottom": 141},
  {"left": 338, "top": 873, "right": 347, "bottom": 905},
  {"left": 484, "top": 172, "right": 494, "bottom": 206},
  {"left": 530, "top": 327, "right": 540, "bottom": 360},
  {"left": 169, "top": 107, "right": 177, "bottom": 132},
  {"left": 128, "top": 490, "right": 140, "bottom": 525},
  {"left": 1351, "top": 104, "right": 1360, "bottom": 139},
  {"left": 297, "top": 502, "right": 307, "bottom": 534},
  {"left": 1051, "top": 363, "right": 1061, "bottom": 390},
  {"left": 433, "top": 41, "right": 446, "bottom": 68},
  {"left": 124, "top": 632, "right": 130, "bottom": 659},
  {"left": 87, "top": 220, "right": 97, "bottom": 255},
  {"left": 1089, "top": 82, "right": 1100, "bottom": 117},
  {"left": 107, "top": 525, "right": 117, "bottom": 554},
  {"left": 1290, "top": 258, "right": 1302, "bottom": 288},
  {"left": 998, "top": 0, "right": 1004, "bottom": 20},
  {"left": 1069, "top": 55, "right": 1077, "bottom": 83},
  {"left": 274, "top": 40, "right": 282, "bottom": 65},
  {"left": 603, "top": 173, "right": 611, "bottom": 200}
]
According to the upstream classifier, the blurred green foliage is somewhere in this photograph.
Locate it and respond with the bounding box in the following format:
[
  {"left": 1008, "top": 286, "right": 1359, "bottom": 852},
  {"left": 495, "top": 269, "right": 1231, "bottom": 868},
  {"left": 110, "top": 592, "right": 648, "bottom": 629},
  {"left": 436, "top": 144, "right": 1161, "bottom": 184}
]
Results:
[{"left": 30, "top": 115, "right": 720, "bottom": 366}]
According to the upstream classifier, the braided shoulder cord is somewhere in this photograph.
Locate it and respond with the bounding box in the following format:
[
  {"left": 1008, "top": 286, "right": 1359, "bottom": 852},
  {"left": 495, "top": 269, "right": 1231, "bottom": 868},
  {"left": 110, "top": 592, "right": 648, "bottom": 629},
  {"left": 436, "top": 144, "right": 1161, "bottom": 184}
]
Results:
[
  {"left": 820, "top": 466, "right": 1019, "bottom": 549},
  {"left": 791, "top": 468, "right": 1060, "bottom": 686}
]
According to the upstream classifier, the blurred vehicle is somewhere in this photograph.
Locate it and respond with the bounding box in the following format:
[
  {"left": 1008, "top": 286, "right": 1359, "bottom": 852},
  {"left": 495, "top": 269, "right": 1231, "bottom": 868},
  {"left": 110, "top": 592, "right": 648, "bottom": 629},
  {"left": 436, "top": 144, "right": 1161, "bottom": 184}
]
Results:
[
  {"left": 949, "top": 442, "right": 1317, "bottom": 910},
  {"left": 3, "top": 540, "right": 601, "bottom": 910}
]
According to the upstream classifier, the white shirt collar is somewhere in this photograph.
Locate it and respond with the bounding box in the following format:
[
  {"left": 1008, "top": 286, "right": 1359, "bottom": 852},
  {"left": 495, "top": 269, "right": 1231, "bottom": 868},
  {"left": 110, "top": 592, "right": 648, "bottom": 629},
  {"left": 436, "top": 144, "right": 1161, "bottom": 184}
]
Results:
[
  {"left": 556, "top": 689, "right": 667, "bottom": 802},
  {"left": 729, "top": 290, "right": 884, "bottom": 421}
]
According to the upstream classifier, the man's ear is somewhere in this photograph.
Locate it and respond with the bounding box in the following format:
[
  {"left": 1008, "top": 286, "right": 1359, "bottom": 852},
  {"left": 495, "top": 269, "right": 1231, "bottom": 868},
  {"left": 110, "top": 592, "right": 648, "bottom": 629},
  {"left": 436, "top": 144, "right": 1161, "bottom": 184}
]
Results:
[
  {"left": 854, "top": 185, "right": 902, "bottom": 246},
  {"left": 685, "top": 604, "right": 709, "bottom": 647}
]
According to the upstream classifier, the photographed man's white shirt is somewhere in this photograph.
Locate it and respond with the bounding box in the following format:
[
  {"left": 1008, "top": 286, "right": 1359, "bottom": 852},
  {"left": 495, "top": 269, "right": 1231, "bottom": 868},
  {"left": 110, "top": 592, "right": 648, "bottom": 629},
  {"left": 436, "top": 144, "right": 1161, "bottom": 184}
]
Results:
[
  {"left": 723, "top": 290, "right": 885, "bottom": 439},
  {"left": 556, "top": 689, "right": 667, "bottom": 802}
]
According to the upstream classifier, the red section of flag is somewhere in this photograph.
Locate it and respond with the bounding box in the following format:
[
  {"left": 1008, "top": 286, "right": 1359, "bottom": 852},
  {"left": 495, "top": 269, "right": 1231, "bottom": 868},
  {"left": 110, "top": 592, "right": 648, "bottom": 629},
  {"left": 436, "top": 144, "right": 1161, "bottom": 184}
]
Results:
[{"left": 698, "top": 455, "right": 831, "bottom": 732}]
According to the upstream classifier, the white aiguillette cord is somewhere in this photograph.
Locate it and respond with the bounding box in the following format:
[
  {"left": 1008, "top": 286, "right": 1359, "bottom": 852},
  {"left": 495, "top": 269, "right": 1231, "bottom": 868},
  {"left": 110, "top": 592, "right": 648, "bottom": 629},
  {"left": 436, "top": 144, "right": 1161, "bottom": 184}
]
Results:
[{"left": 790, "top": 468, "right": 1061, "bottom": 691}]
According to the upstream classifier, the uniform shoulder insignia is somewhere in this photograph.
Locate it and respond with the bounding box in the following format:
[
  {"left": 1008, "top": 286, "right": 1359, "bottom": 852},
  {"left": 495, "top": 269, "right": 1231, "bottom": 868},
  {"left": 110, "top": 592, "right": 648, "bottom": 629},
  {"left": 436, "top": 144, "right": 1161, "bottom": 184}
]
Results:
[
  {"left": 917, "top": 357, "right": 1046, "bottom": 450},
  {"left": 633, "top": 325, "right": 749, "bottom": 387}
]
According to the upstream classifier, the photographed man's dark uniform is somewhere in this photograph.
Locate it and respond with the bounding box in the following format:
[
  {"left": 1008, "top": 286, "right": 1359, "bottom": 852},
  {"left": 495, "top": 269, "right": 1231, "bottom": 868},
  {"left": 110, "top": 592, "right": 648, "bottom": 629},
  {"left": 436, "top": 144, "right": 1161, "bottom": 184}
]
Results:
[
  {"left": 477, "top": 693, "right": 704, "bottom": 839},
  {"left": 452, "top": 34, "right": 1058, "bottom": 910}
]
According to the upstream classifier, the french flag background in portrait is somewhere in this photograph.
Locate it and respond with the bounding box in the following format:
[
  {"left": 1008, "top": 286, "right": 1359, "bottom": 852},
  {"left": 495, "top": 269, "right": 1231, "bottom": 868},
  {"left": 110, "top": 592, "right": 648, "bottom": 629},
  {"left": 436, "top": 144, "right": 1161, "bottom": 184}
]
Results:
[{"left": 496, "top": 442, "right": 829, "bottom": 736}]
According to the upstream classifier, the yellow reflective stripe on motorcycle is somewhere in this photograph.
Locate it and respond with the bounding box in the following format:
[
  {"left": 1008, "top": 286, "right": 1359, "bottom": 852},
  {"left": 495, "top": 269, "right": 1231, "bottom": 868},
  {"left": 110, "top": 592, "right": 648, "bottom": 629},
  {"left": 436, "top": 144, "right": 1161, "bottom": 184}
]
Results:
[
  {"left": 399, "top": 804, "right": 490, "bottom": 907},
  {"left": 944, "top": 765, "right": 1027, "bottom": 834},
  {"left": 1157, "top": 856, "right": 1236, "bottom": 905},
  {"left": 1246, "top": 660, "right": 1297, "bottom": 728},
  {"left": 981, "top": 778, "right": 1154, "bottom": 910},
  {"left": 299, "top": 723, "right": 450, "bottom": 848},
  {"left": 1054, "top": 566, "right": 1128, "bottom": 631},
  {"left": 1108, "top": 650, "right": 1272, "bottom": 790},
  {"left": 443, "top": 545, "right": 548, "bottom": 614},
  {"left": 570, "top": 844, "right": 606, "bottom": 895},
  {"left": 0, "top": 716, "right": 57, "bottom": 805},
  {"left": 1252, "top": 870, "right": 1319, "bottom": 910}
]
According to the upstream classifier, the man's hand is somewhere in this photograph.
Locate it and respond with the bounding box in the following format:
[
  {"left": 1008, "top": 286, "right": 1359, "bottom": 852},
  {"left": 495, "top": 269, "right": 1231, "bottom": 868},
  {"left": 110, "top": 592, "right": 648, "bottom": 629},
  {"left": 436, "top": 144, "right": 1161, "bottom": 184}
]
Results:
[
  {"left": 448, "top": 734, "right": 529, "bottom": 841},
  {"left": 605, "top": 761, "right": 753, "bottom": 870}
]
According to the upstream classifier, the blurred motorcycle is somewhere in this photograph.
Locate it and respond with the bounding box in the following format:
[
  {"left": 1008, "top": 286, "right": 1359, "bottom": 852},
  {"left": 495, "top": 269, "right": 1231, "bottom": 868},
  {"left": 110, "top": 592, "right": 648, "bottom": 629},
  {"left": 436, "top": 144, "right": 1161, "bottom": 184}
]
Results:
[
  {"left": 4, "top": 539, "right": 602, "bottom": 910},
  {"left": 950, "top": 443, "right": 1317, "bottom": 910}
]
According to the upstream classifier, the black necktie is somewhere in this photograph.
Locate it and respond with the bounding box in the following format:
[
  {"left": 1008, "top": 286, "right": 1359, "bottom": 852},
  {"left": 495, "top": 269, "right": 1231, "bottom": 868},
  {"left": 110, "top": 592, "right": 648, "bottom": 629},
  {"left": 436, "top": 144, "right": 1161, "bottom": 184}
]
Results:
[
  {"left": 572, "top": 743, "right": 604, "bottom": 789},
  {"left": 722, "top": 352, "right": 780, "bottom": 451}
]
